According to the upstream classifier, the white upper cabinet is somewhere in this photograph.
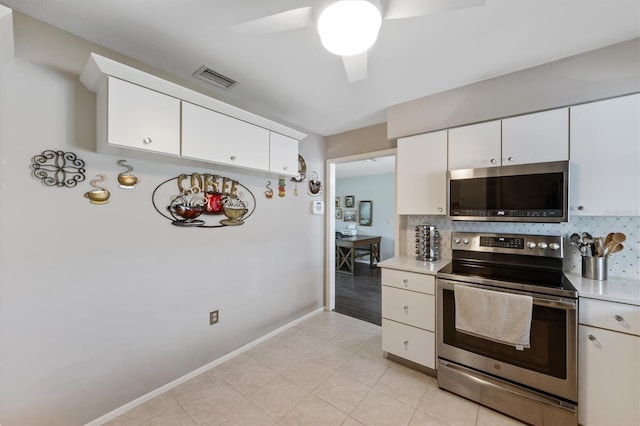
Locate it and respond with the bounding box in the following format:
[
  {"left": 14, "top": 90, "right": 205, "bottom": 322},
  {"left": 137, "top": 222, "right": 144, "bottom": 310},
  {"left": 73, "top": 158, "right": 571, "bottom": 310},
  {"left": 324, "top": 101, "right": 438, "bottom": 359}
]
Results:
[
  {"left": 103, "top": 77, "right": 181, "bottom": 155},
  {"left": 448, "top": 120, "right": 501, "bottom": 170},
  {"left": 269, "top": 132, "right": 298, "bottom": 176},
  {"left": 570, "top": 94, "right": 640, "bottom": 216},
  {"left": 397, "top": 130, "right": 447, "bottom": 215},
  {"left": 80, "top": 53, "right": 305, "bottom": 174},
  {"left": 502, "top": 108, "right": 569, "bottom": 165},
  {"left": 181, "top": 102, "right": 270, "bottom": 172}
]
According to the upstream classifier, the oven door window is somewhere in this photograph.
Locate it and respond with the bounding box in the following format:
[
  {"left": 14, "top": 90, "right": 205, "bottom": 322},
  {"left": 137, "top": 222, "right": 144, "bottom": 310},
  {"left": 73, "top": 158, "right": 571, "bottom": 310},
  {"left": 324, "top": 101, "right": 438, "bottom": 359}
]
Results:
[{"left": 442, "top": 288, "right": 567, "bottom": 379}]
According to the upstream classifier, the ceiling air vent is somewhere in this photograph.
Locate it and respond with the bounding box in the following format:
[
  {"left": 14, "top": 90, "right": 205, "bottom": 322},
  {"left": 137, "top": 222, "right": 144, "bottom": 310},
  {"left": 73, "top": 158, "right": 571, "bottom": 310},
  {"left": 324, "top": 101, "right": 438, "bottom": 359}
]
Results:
[{"left": 193, "top": 66, "right": 237, "bottom": 89}]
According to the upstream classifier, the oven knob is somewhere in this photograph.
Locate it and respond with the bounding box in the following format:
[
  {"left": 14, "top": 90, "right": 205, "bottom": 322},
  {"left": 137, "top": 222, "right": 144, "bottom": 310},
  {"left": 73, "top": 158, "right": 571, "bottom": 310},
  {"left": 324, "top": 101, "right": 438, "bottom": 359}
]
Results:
[
  {"left": 538, "top": 242, "right": 548, "bottom": 249},
  {"left": 527, "top": 242, "right": 537, "bottom": 249},
  {"left": 462, "top": 238, "right": 470, "bottom": 245},
  {"left": 549, "top": 243, "right": 560, "bottom": 250}
]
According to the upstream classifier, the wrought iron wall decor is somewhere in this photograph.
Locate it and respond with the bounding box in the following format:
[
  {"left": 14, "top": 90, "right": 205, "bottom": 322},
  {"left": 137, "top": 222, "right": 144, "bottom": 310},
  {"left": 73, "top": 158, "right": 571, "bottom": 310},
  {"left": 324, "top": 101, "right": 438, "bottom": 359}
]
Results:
[
  {"left": 152, "top": 172, "right": 256, "bottom": 228},
  {"left": 31, "top": 150, "right": 86, "bottom": 188}
]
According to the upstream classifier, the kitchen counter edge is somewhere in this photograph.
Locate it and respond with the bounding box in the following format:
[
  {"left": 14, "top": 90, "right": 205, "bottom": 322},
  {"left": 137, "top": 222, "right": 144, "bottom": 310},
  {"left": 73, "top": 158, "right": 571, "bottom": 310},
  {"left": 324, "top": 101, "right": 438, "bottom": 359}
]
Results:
[
  {"left": 378, "top": 257, "right": 640, "bottom": 306},
  {"left": 378, "top": 256, "right": 450, "bottom": 276}
]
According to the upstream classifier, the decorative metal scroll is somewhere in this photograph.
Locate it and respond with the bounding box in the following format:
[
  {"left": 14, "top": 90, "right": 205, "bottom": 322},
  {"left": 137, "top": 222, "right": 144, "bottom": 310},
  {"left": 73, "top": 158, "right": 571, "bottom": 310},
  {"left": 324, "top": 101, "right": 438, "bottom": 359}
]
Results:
[
  {"left": 152, "top": 172, "right": 256, "bottom": 228},
  {"left": 31, "top": 150, "right": 86, "bottom": 188}
]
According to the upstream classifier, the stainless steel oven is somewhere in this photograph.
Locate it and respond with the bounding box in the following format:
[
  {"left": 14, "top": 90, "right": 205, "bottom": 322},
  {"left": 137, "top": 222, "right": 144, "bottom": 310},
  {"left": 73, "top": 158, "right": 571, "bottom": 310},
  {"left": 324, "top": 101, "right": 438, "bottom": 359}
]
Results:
[{"left": 436, "top": 232, "right": 578, "bottom": 426}]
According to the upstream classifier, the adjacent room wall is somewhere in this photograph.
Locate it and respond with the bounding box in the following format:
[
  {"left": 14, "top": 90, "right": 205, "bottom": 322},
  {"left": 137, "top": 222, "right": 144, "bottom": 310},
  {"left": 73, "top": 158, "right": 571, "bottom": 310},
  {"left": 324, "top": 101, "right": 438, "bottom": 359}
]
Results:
[
  {"left": 0, "top": 13, "right": 325, "bottom": 426},
  {"left": 335, "top": 173, "right": 395, "bottom": 261},
  {"left": 325, "top": 122, "right": 393, "bottom": 159}
]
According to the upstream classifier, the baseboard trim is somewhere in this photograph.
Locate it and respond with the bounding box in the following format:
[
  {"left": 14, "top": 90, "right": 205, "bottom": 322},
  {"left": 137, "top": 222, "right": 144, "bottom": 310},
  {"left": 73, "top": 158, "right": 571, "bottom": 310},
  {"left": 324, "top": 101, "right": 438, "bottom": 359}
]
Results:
[{"left": 86, "top": 307, "right": 324, "bottom": 426}]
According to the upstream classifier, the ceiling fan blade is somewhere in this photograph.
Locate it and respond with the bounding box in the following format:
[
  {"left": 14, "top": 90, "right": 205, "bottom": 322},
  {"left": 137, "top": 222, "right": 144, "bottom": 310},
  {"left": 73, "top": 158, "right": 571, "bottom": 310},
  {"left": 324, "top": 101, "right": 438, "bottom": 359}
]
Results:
[
  {"left": 384, "top": 0, "right": 486, "bottom": 20},
  {"left": 231, "top": 7, "right": 313, "bottom": 34},
  {"left": 342, "top": 52, "right": 368, "bottom": 83}
]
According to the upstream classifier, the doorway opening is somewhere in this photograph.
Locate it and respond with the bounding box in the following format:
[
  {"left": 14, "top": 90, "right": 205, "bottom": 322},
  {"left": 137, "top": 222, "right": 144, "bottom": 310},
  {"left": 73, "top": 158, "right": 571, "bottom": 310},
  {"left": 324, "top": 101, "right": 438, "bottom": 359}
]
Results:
[{"left": 324, "top": 149, "right": 396, "bottom": 325}]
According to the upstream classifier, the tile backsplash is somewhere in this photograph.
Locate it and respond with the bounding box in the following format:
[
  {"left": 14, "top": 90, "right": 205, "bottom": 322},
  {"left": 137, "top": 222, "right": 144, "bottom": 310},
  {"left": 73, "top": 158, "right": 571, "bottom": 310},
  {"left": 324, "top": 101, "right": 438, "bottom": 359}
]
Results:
[{"left": 406, "top": 216, "right": 640, "bottom": 280}]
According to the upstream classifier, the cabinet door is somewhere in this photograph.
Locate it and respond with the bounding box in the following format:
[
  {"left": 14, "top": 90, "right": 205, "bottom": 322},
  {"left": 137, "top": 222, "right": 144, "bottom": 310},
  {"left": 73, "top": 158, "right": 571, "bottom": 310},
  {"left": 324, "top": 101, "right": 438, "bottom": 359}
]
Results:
[
  {"left": 448, "top": 120, "right": 501, "bottom": 170},
  {"left": 106, "top": 77, "right": 180, "bottom": 155},
  {"left": 397, "top": 130, "right": 447, "bottom": 215},
  {"left": 382, "top": 286, "right": 435, "bottom": 331},
  {"left": 570, "top": 94, "right": 640, "bottom": 216},
  {"left": 502, "top": 108, "right": 568, "bottom": 165},
  {"left": 182, "top": 101, "right": 270, "bottom": 171},
  {"left": 269, "top": 132, "right": 298, "bottom": 176},
  {"left": 578, "top": 325, "right": 640, "bottom": 426},
  {"left": 382, "top": 319, "right": 435, "bottom": 369}
]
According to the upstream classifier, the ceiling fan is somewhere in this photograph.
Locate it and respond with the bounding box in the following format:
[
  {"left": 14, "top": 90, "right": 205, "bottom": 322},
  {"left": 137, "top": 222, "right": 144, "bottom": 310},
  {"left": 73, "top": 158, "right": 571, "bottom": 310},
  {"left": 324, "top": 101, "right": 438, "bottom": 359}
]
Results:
[{"left": 232, "top": 0, "right": 486, "bottom": 83}]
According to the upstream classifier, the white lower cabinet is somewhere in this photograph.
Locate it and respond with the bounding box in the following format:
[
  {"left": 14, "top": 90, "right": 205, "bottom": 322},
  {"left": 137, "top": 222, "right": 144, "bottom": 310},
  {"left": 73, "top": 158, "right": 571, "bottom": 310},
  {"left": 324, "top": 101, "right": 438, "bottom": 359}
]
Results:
[
  {"left": 578, "top": 298, "right": 640, "bottom": 426},
  {"left": 381, "top": 268, "right": 436, "bottom": 369}
]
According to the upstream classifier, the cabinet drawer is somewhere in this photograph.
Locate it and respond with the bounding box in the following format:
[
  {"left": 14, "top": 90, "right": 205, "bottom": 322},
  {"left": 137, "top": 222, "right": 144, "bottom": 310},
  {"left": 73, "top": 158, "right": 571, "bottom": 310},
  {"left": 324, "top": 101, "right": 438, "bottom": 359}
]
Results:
[
  {"left": 382, "top": 319, "right": 435, "bottom": 369},
  {"left": 382, "top": 286, "right": 434, "bottom": 331},
  {"left": 381, "top": 269, "right": 435, "bottom": 294},
  {"left": 579, "top": 298, "right": 640, "bottom": 336}
]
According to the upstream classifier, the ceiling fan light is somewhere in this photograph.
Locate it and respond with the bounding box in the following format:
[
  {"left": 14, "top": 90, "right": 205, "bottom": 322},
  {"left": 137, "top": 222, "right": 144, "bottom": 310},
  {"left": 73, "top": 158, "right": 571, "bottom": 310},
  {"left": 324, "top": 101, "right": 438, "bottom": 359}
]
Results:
[{"left": 317, "top": 1, "right": 382, "bottom": 56}]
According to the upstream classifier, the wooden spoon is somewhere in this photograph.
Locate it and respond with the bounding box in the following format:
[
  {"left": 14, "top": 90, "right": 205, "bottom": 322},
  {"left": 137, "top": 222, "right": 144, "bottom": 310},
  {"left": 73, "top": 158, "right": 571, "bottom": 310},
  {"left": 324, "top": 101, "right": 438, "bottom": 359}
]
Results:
[
  {"left": 612, "top": 232, "right": 626, "bottom": 244},
  {"left": 606, "top": 243, "right": 624, "bottom": 257},
  {"left": 604, "top": 233, "right": 613, "bottom": 249}
]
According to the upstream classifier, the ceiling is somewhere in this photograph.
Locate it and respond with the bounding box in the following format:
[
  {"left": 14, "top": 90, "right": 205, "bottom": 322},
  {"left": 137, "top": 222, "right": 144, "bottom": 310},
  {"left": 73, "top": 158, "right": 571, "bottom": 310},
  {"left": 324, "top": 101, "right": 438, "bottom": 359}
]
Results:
[
  {"left": 336, "top": 155, "right": 395, "bottom": 179},
  {"left": 2, "top": 0, "right": 638, "bottom": 137}
]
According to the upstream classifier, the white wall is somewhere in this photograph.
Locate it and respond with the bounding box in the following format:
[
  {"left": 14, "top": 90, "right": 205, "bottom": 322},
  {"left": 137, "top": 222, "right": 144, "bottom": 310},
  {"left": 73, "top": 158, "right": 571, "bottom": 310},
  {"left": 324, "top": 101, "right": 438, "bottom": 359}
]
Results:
[
  {"left": 0, "top": 14, "right": 325, "bottom": 426},
  {"left": 336, "top": 173, "right": 395, "bottom": 261}
]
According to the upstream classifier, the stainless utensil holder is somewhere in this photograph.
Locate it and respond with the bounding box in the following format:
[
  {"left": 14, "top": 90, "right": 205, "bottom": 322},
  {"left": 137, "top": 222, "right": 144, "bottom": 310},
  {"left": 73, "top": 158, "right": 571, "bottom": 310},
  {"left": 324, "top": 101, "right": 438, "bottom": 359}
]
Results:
[{"left": 582, "top": 256, "right": 608, "bottom": 280}]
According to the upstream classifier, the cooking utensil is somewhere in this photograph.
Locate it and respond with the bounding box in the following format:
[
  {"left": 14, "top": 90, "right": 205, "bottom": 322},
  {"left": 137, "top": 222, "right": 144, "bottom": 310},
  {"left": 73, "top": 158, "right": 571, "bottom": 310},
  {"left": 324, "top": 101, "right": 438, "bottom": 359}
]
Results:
[
  {"left": 594, "top": 237, "right": 604, "bottom": 257},
  {"left": 606, "top": 243, "right": 624, "bottom": 257}
]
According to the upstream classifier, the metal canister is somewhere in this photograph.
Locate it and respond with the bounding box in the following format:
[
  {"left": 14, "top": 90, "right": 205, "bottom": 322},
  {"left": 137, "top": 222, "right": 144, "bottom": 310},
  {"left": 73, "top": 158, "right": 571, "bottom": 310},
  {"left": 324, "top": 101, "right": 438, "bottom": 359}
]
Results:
[{"left": 415, "top": 223, "right": 440, "bottom": 261}]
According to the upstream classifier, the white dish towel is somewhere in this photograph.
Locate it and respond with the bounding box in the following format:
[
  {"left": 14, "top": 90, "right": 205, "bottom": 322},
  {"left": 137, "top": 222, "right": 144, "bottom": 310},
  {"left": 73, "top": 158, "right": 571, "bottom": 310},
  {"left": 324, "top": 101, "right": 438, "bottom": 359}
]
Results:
[{"left": 454, "top": 285, "right": 533, "bottom": 350}]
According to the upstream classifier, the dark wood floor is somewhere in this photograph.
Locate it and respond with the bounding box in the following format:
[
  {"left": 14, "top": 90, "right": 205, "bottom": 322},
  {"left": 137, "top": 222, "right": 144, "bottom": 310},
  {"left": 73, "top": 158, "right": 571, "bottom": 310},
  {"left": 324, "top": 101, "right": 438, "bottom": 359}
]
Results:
[{"left": 334, "top": 262, "right": 381, "bottom": 326}]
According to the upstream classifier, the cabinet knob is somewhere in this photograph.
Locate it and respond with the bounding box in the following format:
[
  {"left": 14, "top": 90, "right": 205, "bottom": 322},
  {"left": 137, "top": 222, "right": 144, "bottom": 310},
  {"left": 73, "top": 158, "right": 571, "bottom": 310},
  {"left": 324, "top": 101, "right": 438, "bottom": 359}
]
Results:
[
  {"left": 490, "top": 158, "right": 497, "bottom": 164},
  {"left": 615, "top": 315, "right": 624, "bottom": 322},
  {"left": 143, "top": 137, "right": 152, "bottom": 144},
  {"left": 283, "top": 166, "right": 288, "bottom": 171},
  {"left": 230, "top": 155, "right": 236, "bottom": 161},
  {"left": 403, "top": 340, "right": 409, "bottom": 348},
  {"left": 588, "top": 334, "right": 597, "bottom": 341},
  {"left": 403, "top": 279, "right": 408, "bottom": 287},
  {"left": 577, "top": 206, "right": 584, "bottom": 211},
  {"left": 438, "top": 207, "right": 443, "bottom": 213},
  {"left": 507, "top": 156, "right": 515, "bottom": 162},
  {"left": 403, "top": 305, "right": 409, "bottom": 313}
]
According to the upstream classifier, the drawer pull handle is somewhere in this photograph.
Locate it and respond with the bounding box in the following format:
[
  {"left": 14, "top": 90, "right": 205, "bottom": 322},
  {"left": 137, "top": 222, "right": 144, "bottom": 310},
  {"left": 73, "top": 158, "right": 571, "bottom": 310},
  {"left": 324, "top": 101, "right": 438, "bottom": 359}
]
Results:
[
  {"left": 615, "top": 315, "right": 624, "bottom": 322},
  {"left": 588, "top": 334, "right": 597, "bottom": 341},
  {"left": 403, "top": 305, "right": 409, "bottom": 313},
  {"left": 143, "top": 137, "right": 152, "bottom": 144}
]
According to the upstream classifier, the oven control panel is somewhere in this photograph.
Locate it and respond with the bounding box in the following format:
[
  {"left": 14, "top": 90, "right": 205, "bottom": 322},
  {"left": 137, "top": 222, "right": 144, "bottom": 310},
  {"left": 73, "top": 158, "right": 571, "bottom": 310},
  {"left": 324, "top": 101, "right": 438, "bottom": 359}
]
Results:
[{"left": 452, "top": 232, "right": 564, "bottom": 258}]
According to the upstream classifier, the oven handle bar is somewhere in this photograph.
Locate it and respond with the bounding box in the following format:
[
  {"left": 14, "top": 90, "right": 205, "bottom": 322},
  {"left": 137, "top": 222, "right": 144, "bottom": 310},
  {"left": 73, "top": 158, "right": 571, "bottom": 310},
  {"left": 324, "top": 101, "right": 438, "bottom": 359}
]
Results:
[{"left": 437, "top": 279, "right": 577, "bottom": 311}]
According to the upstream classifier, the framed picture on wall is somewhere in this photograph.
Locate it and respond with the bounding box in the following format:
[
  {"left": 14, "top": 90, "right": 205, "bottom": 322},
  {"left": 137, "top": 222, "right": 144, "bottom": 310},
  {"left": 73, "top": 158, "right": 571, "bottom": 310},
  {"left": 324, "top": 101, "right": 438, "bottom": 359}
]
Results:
[
  {"left": 335, "top": 208, "right": 342, "bottom": 220},
  {"left": 345, "top": 195, "right": 355, "bottom": 208},
  {"left": 343, "top": 209, "right": 356, "bottom": 222},
  {"left": 358, "top": 200, "right": 372, "bottom": 226},
  {"left": 335, "top": 197, "right": 340, "bottom": 208}
]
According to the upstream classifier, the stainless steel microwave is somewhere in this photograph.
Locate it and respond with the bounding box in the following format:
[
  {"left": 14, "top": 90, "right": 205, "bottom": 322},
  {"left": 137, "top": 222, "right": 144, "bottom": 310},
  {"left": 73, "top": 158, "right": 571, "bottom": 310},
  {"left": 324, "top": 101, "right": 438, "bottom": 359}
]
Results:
[{"left": 447, "top": 161, "right": 569, "bottom": 222}]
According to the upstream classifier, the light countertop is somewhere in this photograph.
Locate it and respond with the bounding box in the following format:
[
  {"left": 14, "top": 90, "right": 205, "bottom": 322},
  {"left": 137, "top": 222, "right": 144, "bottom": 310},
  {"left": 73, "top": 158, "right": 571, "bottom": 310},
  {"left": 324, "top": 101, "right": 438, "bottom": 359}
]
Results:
[
  {"left": 566, "top": 273, "right": 640, "bottom": 306},
  {"left": 378, "top": 256, "right": 450, "bottom": 275},
  {"left": 378, "top": 256, "right": 640, "bottom": 306}
]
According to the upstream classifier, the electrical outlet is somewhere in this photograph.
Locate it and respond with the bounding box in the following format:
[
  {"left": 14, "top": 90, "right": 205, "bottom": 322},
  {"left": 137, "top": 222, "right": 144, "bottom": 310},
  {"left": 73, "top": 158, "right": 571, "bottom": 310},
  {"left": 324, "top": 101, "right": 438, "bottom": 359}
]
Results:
[{"left": 209, "top": 310, "right": 219, "bottom": 325}]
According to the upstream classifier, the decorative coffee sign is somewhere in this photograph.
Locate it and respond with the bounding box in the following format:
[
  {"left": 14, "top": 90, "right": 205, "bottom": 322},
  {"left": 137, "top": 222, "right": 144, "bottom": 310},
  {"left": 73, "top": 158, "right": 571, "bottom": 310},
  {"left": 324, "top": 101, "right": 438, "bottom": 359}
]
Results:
[{"left": 152, "top": 173, "right": 256, "bottom": 228}]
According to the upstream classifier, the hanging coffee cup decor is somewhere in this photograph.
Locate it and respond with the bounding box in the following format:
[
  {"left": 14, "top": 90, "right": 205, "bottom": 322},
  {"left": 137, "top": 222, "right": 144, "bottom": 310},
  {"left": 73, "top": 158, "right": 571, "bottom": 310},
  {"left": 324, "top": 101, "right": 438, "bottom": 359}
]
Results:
[
  {"left": 152, "top": 172, "right": 256, "bottom": 228},
  {"left": 84, "top": 174, "right": 110, "bottom": 204},
  {"left": 116, "top": 159, "right": 139, "bottom": 189},
  {"left": 308, "top": 171, "right": 322, "bottom": 196}
]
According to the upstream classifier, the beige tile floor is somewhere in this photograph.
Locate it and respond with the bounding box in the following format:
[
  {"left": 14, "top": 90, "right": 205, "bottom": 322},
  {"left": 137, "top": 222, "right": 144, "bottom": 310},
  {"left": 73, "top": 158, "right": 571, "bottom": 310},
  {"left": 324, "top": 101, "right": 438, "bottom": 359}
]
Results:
[{"left": 106, "top": 311, "right": 526, "bottom": 426}]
